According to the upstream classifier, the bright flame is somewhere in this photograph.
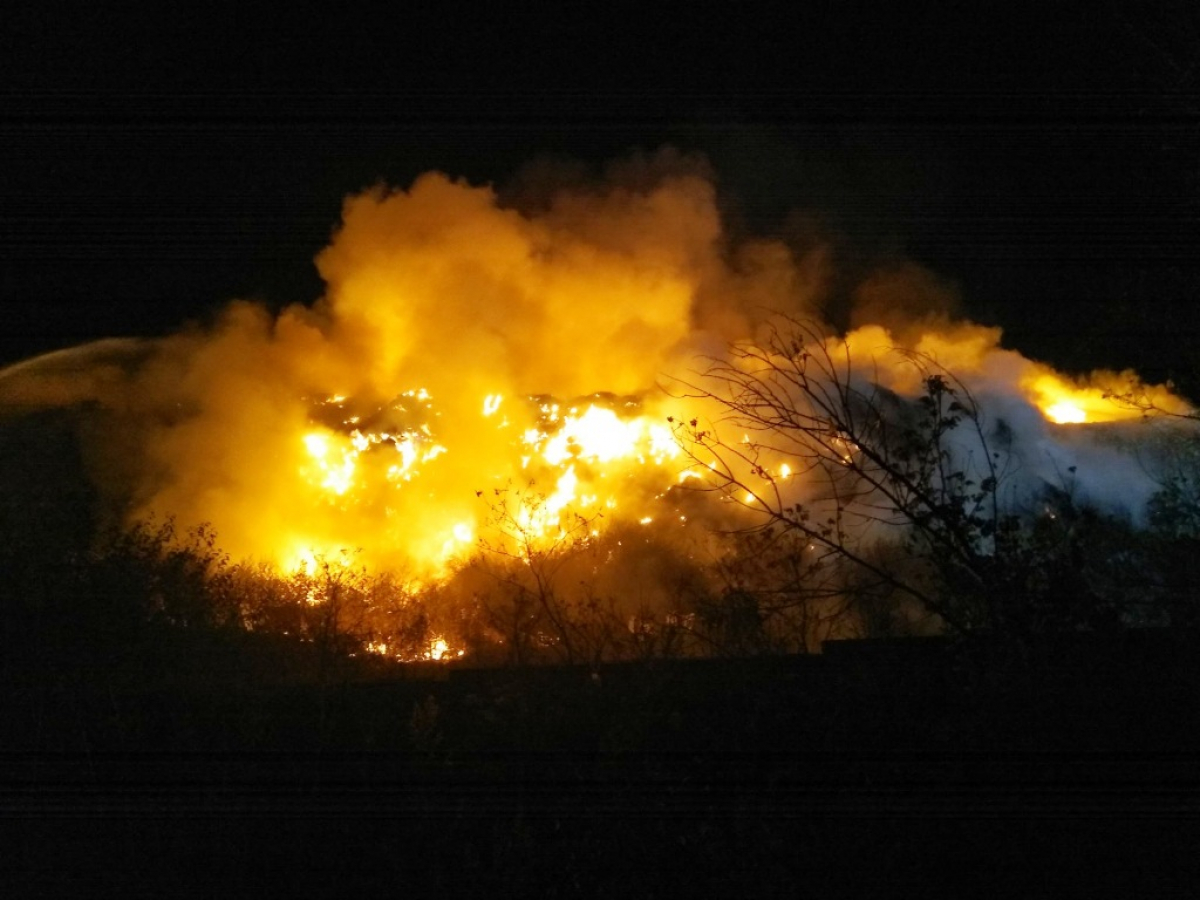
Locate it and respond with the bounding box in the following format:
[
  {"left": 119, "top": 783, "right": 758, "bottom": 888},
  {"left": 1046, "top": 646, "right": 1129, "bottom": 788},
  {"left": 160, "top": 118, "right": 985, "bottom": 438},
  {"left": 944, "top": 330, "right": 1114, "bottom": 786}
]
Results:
[
  {"left": 23, "top": 159, "right": 1184, "bottom": 598},
  {"left": 363, "top": 636, "right": 464, "bottom": 663},
  {"left": 1021, "top": 371, "right": 1182, "bottom": 425},
  {"left": 1045, "top": 400, "right": 1088, "bottom": 425},
  {"left": 302, "top": 430, "right": 358, "bottom": 495},
  {"left": 540, "top": 406, "right": 648, "bottom": 464}
]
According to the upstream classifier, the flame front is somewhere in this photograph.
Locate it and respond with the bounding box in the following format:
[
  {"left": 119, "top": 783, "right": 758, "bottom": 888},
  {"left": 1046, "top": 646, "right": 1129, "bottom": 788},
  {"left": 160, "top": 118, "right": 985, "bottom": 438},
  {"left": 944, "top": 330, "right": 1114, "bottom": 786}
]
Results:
[
  {"left": 285, "top": 386, "right": 685, "bottom": 574},
  {"left": 19, "top": 158, "right": 1178, "bottom": 598}
]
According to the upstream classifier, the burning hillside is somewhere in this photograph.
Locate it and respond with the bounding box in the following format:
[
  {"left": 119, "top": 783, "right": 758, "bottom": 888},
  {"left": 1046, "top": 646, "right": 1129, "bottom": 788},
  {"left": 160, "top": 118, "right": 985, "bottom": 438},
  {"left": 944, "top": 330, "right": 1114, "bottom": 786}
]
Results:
[{"left": 0, "top": 152, "right": 1194, "bottom": 656}]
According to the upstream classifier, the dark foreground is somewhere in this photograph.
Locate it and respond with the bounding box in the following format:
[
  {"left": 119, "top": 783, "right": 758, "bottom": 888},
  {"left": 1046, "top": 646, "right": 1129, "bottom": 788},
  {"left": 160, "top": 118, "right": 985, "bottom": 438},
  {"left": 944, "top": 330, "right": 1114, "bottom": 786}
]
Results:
[{"left": 4, "top": 633, "right": 1200, "bottom": 896}]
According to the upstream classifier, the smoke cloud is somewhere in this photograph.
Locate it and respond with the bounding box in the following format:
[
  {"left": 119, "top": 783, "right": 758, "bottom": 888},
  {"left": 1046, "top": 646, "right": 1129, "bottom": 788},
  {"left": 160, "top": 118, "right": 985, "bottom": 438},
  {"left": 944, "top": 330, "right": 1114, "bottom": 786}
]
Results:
[{"left": 0, "top": 149, "right": 1190, "bottom": 583}]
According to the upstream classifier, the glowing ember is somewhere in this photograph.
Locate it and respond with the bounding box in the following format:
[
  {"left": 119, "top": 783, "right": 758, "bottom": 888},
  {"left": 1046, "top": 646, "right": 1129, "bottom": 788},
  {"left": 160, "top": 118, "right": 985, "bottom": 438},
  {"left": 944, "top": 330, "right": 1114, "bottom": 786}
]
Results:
[{"left": 363, "top": 636, "right": 464, "bottom": 663}]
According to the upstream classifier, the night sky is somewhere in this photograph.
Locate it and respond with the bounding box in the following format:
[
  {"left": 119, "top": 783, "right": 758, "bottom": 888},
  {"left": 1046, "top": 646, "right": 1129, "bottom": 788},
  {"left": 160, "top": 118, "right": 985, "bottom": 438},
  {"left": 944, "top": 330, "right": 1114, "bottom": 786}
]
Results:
[{"left": 3, "top": 3, "right": 1198, "bottom": 391}]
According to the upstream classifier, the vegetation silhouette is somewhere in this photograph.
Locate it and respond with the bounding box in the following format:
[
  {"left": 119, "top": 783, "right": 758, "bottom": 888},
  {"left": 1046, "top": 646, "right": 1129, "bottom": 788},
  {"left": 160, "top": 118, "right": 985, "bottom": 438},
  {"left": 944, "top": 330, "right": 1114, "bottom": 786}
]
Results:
[
  {"left": 5, "top": 320, "right": 1200, "bottom": 733},
  {"left": 5, "top": 379, "right": 1200, "bottom": 895}
]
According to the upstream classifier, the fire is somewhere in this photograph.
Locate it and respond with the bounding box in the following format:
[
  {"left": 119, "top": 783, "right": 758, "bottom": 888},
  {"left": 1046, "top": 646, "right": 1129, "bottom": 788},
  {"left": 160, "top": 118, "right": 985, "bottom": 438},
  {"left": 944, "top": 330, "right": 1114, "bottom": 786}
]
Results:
[
  {"left": 365, "top": 635, "right": 465, "bottom": 662},
  {"left": 1024, "top": 373, "right": 1124, "bottom": 425},
  {"left": 275, "top": 332, "right": 1183, "bottom": 579},
  {"left": 257, "top": 366, "right": 695, "bottom": 576},
  {"left": 1023, "top": 371, "right": 1187, "bottom": 425},
  {"left": 1044, "top": 400, "right": 1088, "bottom": 425},
  {"left": 426, "top": 637, "right": 462, "bottom": 661},
  {"left": 302, "top": 430, "right": 357, "bottom": 495},
  {"left": 4, "top": 156, "right": 1191, "bottom": 659},
  {"left": 533, "top": 404, "right": 676, "bottom": 467},
  {"left": 503, "top": 400, "right": 683, "bottom": 541}
]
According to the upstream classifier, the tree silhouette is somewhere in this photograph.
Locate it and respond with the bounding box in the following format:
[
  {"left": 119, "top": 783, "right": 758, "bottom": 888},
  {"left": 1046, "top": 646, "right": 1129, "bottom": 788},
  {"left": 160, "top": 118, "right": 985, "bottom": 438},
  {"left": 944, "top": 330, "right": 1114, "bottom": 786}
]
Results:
[{"left": 672, "top": 315, "right": 1133, "bottom": 637}]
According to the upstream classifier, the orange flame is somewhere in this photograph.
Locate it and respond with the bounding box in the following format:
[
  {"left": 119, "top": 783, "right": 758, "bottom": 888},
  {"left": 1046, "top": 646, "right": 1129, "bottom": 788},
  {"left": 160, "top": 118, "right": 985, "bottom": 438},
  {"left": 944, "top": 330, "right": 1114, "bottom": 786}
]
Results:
[{"left": 4, "top": 159, "right": 1184, "bottom": 589}]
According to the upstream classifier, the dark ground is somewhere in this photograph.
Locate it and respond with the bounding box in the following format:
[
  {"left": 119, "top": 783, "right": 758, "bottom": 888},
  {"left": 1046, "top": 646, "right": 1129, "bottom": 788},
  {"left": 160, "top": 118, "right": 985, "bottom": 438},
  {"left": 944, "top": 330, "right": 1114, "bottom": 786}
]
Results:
[
  {"left": 3, "top": 633, "right": 1200, "bottom": 897},
  {"left": 3, "top": 408, "right": 1200, "bottom": 895}
]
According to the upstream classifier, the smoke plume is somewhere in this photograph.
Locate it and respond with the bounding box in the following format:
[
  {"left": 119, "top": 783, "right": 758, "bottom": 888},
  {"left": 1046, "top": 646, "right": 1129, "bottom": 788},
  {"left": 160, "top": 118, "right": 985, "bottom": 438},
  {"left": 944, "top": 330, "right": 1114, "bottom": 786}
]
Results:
[{"left": 0, "top": 150, "right": 1190, "bottom": 585}]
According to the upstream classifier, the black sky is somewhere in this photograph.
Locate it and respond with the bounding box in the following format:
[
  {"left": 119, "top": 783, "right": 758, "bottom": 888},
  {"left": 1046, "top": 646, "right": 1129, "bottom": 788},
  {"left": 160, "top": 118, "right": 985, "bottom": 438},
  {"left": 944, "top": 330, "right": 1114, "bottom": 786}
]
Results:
[{"left": 2, "top": 3, "right": 1198, "bottom": 392}]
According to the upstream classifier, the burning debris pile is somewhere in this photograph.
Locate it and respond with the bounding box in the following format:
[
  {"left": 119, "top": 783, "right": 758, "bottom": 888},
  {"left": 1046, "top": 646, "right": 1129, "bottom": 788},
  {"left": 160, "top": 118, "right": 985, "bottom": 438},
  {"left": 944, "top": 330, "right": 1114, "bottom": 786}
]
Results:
[{"left": 1, "top": 152, "right": 1196, "bottom": 661}]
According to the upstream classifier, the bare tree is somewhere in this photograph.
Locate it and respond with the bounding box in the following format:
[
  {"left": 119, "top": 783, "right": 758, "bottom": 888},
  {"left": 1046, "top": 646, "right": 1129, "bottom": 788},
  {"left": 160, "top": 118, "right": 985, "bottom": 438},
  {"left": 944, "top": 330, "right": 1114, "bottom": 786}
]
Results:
[
  {"left": 670, "top": 315, "right": 1050, "bottom": 636},
  {"left": 471, "top": 483, "right": 606, "bottom": 665}
]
